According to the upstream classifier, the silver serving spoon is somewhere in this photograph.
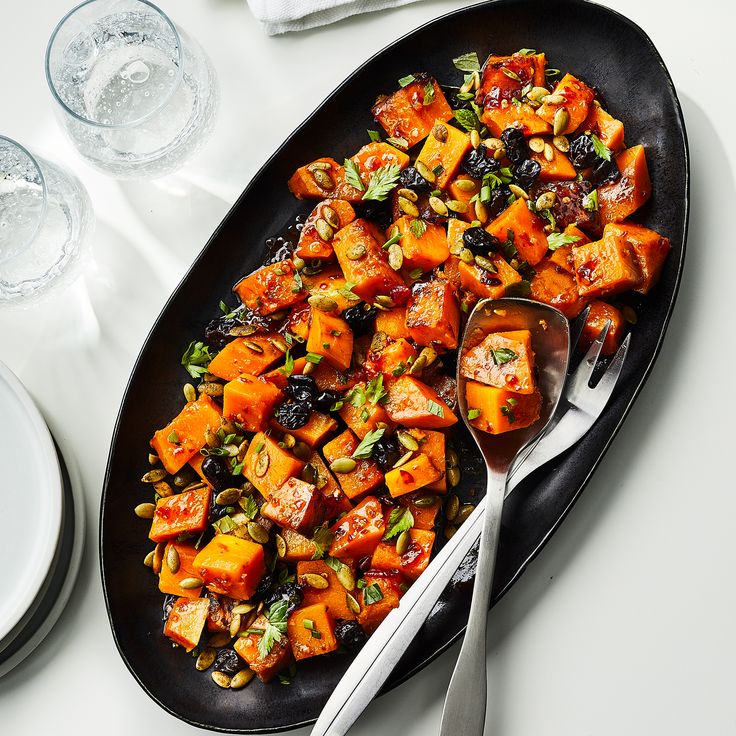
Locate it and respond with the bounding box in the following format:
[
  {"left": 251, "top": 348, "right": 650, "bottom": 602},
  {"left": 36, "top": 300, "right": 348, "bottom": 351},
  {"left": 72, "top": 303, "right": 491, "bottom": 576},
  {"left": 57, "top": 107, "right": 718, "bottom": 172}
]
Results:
[{"left": 439, "top": 297, "right": 570, "bottom": 736}]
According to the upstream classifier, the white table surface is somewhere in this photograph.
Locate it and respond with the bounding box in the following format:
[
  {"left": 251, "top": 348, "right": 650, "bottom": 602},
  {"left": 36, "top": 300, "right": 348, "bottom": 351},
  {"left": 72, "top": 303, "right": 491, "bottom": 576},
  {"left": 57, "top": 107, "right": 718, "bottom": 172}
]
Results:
[{"left": 1, "top": 1, "right": 734, "bottom": 734}]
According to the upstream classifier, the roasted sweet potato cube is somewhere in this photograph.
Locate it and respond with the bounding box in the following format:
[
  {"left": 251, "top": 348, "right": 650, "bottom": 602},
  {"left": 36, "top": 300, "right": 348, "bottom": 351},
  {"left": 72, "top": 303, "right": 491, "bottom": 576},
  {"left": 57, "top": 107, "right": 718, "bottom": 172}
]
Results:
[
  {"left": 206, "top": 594, "right": 236, "bottom": 633},
  {"left": 447, "top": 218, "right": 472, "bottom": 250},
  {"left": 487, "top": 197, "right": 549, "bottom": 266},
  {"left": 351, "top": 141, "right": 410, "bottom": 187},
  {"left": 598, "top": 145, "right": 651, "bottom": 225},
  {"left": 465, "top": 382, "right": 541, "bottom": 434},
  {"left": 272, "top": 411, "right": 338, "bottom": 446},
  {"left": 159, "top": 543, "right": 202, "bottom": 598},
  {"left": 391, "top": 216, "right": 449, "bottom": 273},
  {"left": 262, "top": 357, "right": 308, "bottom": 390},
  {"left": 297, "top": 560, "right": 357, "bottom": 619},
  {"left": 482, "top": 102, "right": 552, "bottom": 138},
  {"left": 208, "top": 335, "right": 285, "bottom": 381},
  {"left": 478, "top": 52, "right": 547, "bottom": 106},
  {"left": 281, "top": 527, "right": 319, "bottom": 563},
  {"left": 400, "top": 494, "right": 441, "bottom": 529},
  {"left": 307, "top": 451, "right": 353, "bottom": 519},
  {"left": 536, "top": 73, "right": 595, "bottom": 135},
  {"left": 372, "top": 76, "right": 453, "bottom": 148},
  {"left": 531, "top": 143, "right": 576, "bottom": 181},
  {"left": 573, "top": 233, "right": 642, "bottom": 299},
  {"left": 408, "top": 428, "right": 446, "bottom": 492},
  {"left": 582, "top": 104, "right": 625, "bottom": 152},
  {"left": 385, "top": 375, "right": 458, "bottom": 429},
  {"left": 223, "top": 373, "right": 283, "bottom": 433},
  {"left": 406, "top": 279, "right": 461, "bottom": 349},
  {"left": 234, "top": 260, "right": 306, "bottom": 316},
  {"left": 301, "top": 263, "right": 357, "bottom": 314},
  {"left": 288, "top": 157, "right": 363, "bottom": 201},
  {"left": 375, "top": 307, "right": 410, "bottom": 340},
  {"left": 323, "top": 429, "right": 384, "bottom": 500},
  {"left": 339, "top": 390, "right": 392, "bottom": 439},
  {"left": 149, "top": 485, "right": 211, "bottom": 543},
  {"left": 234, "top": 614, "right": 293, "bottom": 683},
  {"left": 460, "top": 330, "right": 536, "bottom": 394},
  {"left": 357, "top": 570, "right": 403, "bottom": 633},
  {"left": 332, "top": 219, "right": 405, "bottom": 302},
  {"left": 371, "top": 528, "right": 435, "bottom": 581},
  {"left": 446, "top": 177, "right": 481, "bottom": 222},
  {"left": 580, "top": 300, "right": 626, "bottom": 356},
  {"left": 311, "top": 359, "right": 360, "bottom": 393},
  {"left": 328, "top": 496, "right": 385, "bottom": 559},
  {"left": 243, "top": 432, "right": 305, "bottom": 498},
  {"left": 306, "top": 309, "right": 353, "bottom": 371},
  {"left": 261, "top": 477, "right": 326, "bottom": 535},
  {"left": 288, "top": 603, "right": 338, "bottom": 660},
  {"left": 603, "top": 221, "right": 670, "bottom": 294},
  {"left": 416, "top": 120, "right": 471, "bottom": 188},
  {"left": 384, "top": 453, "right": 442, "bottom": 498},
  {"left": 296, "top": 199, "right": 356, "bottom": 260},
  {"left": 530, "top": 259, "right": 588, "bottom": 318},
  {"left": 367, "top": 337, "right": 417, "bottom": 380},
  {"left": 164, "top": 597, "right": 210, "bottom": 652},
  {"left": 150, "top": 394, "right": 222, "bottom": 474},
  {"left": 193, "top": 535, "right": 266, "bottom": 600}
]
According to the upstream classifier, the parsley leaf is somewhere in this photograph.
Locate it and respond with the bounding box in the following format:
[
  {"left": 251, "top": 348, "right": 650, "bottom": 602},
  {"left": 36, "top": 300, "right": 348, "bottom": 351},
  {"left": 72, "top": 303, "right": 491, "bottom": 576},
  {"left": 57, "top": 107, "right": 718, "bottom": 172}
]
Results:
[
  {"left": 547, "top": 232, "right": 581, "bottom": 251},
  {"left": 181, "top": 340, "right": 213, "bottom": 379},
  {"left": 453, "top": 52, "right": 481, "bottom": 72},
  {"left": 310, "top": 526, "right": 334, "bottom": 560},
  {"left": 257, "top": 600, "right": 289, "bottom": 658},
  {"left": 212, "top": 515, "right": 237, "bottom": 534},
  {"left": 338, "top": 282, "right": 361, "bottom": 301},
  {"left": 467, "top": 408, "right": 481, "bottom": 420},
  {"left": 383, "top": 506, "right": 414, "bottom": 540},
  {"left": 427, "top": 400, "right": 444, "bottom": 418},
  {"left": 422, "top": 80, "right": 435, "bottom": 106},
  {"left": 325, "top": 556, "right": 348, "bottom": 574},
  {"left": 365, "top": 374, "right": 387, "bottom": 405},
  {"left": 363, "top": 164, "right": 402, "bottom": 202},
  {"left": 343, "top": 157, "right": 365, "bottom": 192},
  {"left": 590, "top": 134, "right": 612, "bottom": 162},
  {"left": 363, "top": 583, "right": 384, "bottom": 606},
  {"left": 347, "top": 385, "right": 366, "bottom": 408},
  {"left": 367, "top": 129, "right": 381, "bottom": 142},
  {"left": 279, "top": 349, "right": 295, "bottom": 376},
  {"left": 240, "top": 494, "right": 259, "bottom": 520},
  {"left": 398, "top": 73, "right": 416, "bottom": 87},
  {"left": 453, "top": 107, "right": 481, "bottom": 132},
  {"left": 351, "top": 428, "right": 386, "bottom": 460},
  {"left": 491, "top": 348, "right": 518, "bottom": 365},
  {"left": 410, "top": 218, "right": 427, "bottom": 238},
  {"left": 583, "top": 189, "right": 598, "bottom": 211}
]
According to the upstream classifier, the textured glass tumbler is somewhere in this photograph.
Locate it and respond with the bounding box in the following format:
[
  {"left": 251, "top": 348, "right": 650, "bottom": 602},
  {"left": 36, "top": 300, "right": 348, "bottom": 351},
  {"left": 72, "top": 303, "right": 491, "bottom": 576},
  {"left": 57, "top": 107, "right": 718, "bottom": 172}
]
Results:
[
  {"left": 45, "top": 0, "right": 219, "bottom": 179},
  {"left": 0, "top": 136, "right": 93, "bottom": 305}
]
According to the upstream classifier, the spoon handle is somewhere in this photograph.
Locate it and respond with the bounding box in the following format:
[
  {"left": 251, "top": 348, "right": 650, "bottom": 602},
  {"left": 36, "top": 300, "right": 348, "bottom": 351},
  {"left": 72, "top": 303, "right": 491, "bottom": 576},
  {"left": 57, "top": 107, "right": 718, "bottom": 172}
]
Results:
[{"left": 438, "top": 466, "right": 509, "bottom": 736}]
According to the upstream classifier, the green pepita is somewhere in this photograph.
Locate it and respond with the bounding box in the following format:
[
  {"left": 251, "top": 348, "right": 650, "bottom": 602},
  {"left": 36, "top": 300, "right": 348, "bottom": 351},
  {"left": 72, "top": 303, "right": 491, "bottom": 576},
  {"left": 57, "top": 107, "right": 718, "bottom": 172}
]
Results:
[
  {"left": 429, "top": 196, "right": 448, "bottom": 216},
  {"left": 446, "top": 494, "right": 460, "bottom": 522},
  {"left": 135, "top": 502, "right": 156, "bottom": 520},
  {"left": 446, "top": 448, "right": 460, "bottom": 468},
  {"left": 528, "top": 136, "right": 545, "bottom": 153},
  {"left": 275, "top": 534, "right": 287, "bottom": 558},
  {"left": 454, "top": 178, "right": 477, "bottom": 193},
  {"left": 153, "top": 480, "right": 174, "bottom": 498},
  {"left": 183, "top": 383, "right": 197, "bottom": 403},
  {"left": 232, "top": 602, "right": 256, "bottom": 616},
  {"left": 212, "top": 671, "right": 232, "bottom": 689},
  {"left": 544, "top": 142, "right": 555, "bottom": 162},
  {"left": 346, "top": 243, "right": 366, "bottom": 260},
  {"left": 335, "top": 564, "right": 355, "bottom": 591},
  {"left": 179, "top": 577, "right": 204, "bottom": 590},
  {"left": 141, "top": 468, "right": 167, "bottom": 484},
  {"left": 315, "top": 218, "right": 334, "bottom": 242},
  {"left": 508, "top": 184, "right": 529, "bottom": 200},
  {"left": 166, "top": 545, "right": 180, "bottom": 574},
  {"left": 243, "top": 340, "right": 263, "bottom": 353},
  {"left": 542, "top": 93, "right": 565, "bottom": 105},
  {"left": 470, "top": 129, "right": 481, "bottom": 149},
  {"left": 228, "top": 324, "right": 257, "bottom": 337},
  {"left": 398, "top": 196, "right": 420, "bottom": 218},
  {"left": 308, "top": 294, "right": 338, "bottom": 312},
  {"left": 388, "top": 242, "right": 404, "bottom": 271},
  {"left": 447, "top": 199, "right": 469, "bottom": 214},
  {"left": 292, "top": 441, "right": 311, "bottom": 461},
  {"left": 433, "top": 123, "right": 449, "bottom": 142},
  {"left": 553, "top": 135, "right": 570, "bottom": 152},
  {"left": 255, "top": 452, "right": 270, "bottom": 477},
  {"left": 321, "top": 205, "right": 340, "bottom": 229},
  {"left": 303, "top": 572, "right": 329, "bottom": 589},
  {"left": 330, "top": 457, "right": 357, "bottom": 474},
  {"left": 444, "top": 525, "right": 457, "bottom": 540},
  {"left": 396, "top": 530, "right": 410, "bottom": 555},
  {"left": 397, "top": 430, "right": 419, "bottom": 452},
  {"left": 455, "top": 504, "right": 476, "bottom": 526},
  {"left": 415, "top": 160, "right": 436, "bottom": 184},
  {"left": 208, "top": 632, "right": 231, "bottom": 648},
  {"left": 553, "top": 107, "right": 570, "bottom": 136},
  {"left": 397, "top": 187, "right": 418, "bottom": 202},
  {"left": 229, "top": 613, "right": 243, "bottom": 638},
  {"left": 346, "top": 592, "right": 361, "bottom": 615},
  {"left": 459, "top": 248, "right": 475, "bottom": 264},
  {"left": 535, "top": 192, "right": 557, "bottom": 211},
  {"left": 143, "top": 550, "right": 155, "bottom": 568},
  {"left": 195, "top": 648, "right": 216, "bottom": 671},
  {"left": 198, "top": 381, "right": 224, "bottom": 398},
  {"left": 447, "top": 465, "right": 461, "bottom": 488},
  {"left": 413, "top": 494, "right": 438, "bottom": 508},
  {"left": 311, "top": 168, "right": 335, "bottom": 191},
  {"left": 475, "top": 255, "right": 497, "bottom": 273},
  {"left": 152, "top": 542, "right": 165, "bottom": 575},
  {"left": 247, "top": 522, "right": 269, "bottom": 544},
  {"left": 393, "top": 449, "right": 414, "bottom": 468},
  {"left": 231, "top": 669, "right": 255, "bottom": 689},
  {"left": 216, "top": 488, "right": 242, "bottom": 506},
  {"left": 474, "top": 198, "right": 489, "bottom": 224}
]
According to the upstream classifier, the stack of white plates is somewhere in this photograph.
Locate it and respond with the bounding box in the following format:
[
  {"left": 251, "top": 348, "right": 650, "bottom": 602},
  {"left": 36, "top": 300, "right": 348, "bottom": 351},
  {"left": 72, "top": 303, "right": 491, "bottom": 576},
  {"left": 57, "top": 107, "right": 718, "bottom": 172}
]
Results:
[{"left": 0, "top": 361, "right": 85, "bottom": 677}]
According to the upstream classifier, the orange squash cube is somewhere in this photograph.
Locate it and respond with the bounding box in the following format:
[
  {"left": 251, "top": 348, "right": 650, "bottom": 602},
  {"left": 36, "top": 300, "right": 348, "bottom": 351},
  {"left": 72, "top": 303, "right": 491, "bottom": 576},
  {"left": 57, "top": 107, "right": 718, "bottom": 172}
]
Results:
[
  {"left": 447, "top": 177, "right": 481, "bottom": 222},
  {"left": 307, "top": 451, "right": 353, "bottom": 519},
  {"left": 582, "top": 104, "right": 625, "bottom": 152},
  {"left": 281, "top": 527, "right": 319, "bottom": 563},
  {"left": 603, "top": 221, "right": 670, "bottom": 294},
  {"left": 447, "top": 218, "right": 472, "bottom": 250},
  {"left": 288, "top": 603, "right": 339, "bottom": 661},
  {"left": 598, "top": 145, "right": 651, "bottom": 225},
  {"left": 384, "top": 453, "right": 442, "bottom": 498},
  {"left": 357, "top": 570, "right": 403, "bottom": 633},
  {"left": 306, "top": 310, "right": 353, "bottom": 371},
  {"left": 234, "top": 613, "right": 293, "bottom": 683},
  {"left": 297, "top": 561, "right": 357, "bottom": 620},
  {"left": 384, "top": 375, "right": 458, "bottom": 429},
  {"left": 311, "top": 359, "right": 360, "bottom": 393},
  {"left": 205, "top": 594, "right": 236, "bottom": 633},
  {"left": 287, "top": 157, "right": 363, "bottom": 201},
  {"left": 193, "top": 535, "right": 266, "bottom": 601},
  {"left": 150, "top": 394, "right": 222, "bottom": 474},
  {"left": 460, "top": 330, "right": 536, "bottom": 394},
  {"left": 272, "top": 410, "right": 338, "bottom": 447},
  {"left": 536, "top": 73, "right": 595, "bottom": 135},
  {"left": 416, "top": 120, "right": 471, "bottom": 189},
  {"left": 367, "top": 337, "right": 418, "bottom": 380},
  {"left": 234, "top": 260, "right": 306, "bottom": 316},
  {"left": 328, "top": 496, "right": 386, "bottom": 559},
  {"left": 149, "top": 485, "right": 211, "bottom": 543},
  {"left": 261, "top": 477, "right": 326, "bottom": 535},
  {"left": 339, "top": 390, "right": 392, "bottom": 439},
  {"left": 390, "top": 216, "right": 450, "bottom": 273},
  {"left": 465, "top": 381, "right": 542, "bottom": 434},
  {"left": 406, "top": 279, "right": 461, "bottom": 349},
  {"left": 530, "top": 259, "right": 588, "bottom": 318},
  {"left": 530, "top": 143, "right": 576, "bottom": 181},
  {"left": 301, "top": 263, "right": 358, "bottom": 315},
  {"left": 262, "top": 356, "right": 308, "bottom": 391},
  {"left": 482, "top": 102, "right": 552, "bottom": 138},
  {"left": 243, "top": 432, "right": 305, "bottom": 498},
  {"left": 208, "top": 334, "right": 285, "bottom": 381},
  {"left": 580, "top": 300, "right": 626, "bottom": 356},
  {"left": 322, "top": 429, "right": 384, "bottom": 500},
  {"left": 295, "top": 199, "right": 356, "bottom": 260},
  {"left": 223, "top": 373, "right": 283, "bottom": 433},
  {"left": 458, "top": 256, "right": 523, "bottom": 299},
  {"left": 400, "top": 494, "right": 441, "bottom": 530},
  {"left": 487, "top": 197, "right": 549, "bottom": 266},
  {"left": 478, "top": 53, "right": 547, "bottom": 104},
  {"left": 164, "top": 597, "right": 210, "bottom": 652},
  {"left": 351, "top": 141, "right": 410, "bottom": 187},
  {"left": 371, "top": 528, "right": 436, "bottom": 581},
  {"left": 408, "top": 428, "right": 446, "bottom": 492},
  {"left": 159, "top": 543, "right": 203, "bottom": 598},
  {"left": 573, "top": 233, "right": 642, "bottom": 299},
  {"left": 375, "top": 307, "right": 410, "bottom": 340}
]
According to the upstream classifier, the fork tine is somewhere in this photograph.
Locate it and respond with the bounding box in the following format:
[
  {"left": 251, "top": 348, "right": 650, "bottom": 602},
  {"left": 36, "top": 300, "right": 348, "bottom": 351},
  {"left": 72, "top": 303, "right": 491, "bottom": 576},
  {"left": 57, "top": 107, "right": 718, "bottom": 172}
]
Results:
[
  {"left": 565, "top": 320, "right": 611, "bottom": 400},
  {"left": 590, "top": 331, "right": 630, "bottom": 400},
  {"left": 568, "top": 305, "right": 591, "bottom": 364}
]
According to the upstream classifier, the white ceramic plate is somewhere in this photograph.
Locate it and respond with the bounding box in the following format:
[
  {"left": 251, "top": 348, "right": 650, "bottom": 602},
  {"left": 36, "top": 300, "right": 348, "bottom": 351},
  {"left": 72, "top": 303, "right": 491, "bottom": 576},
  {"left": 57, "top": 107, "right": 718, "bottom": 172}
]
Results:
[{"left": 0, "top": 361, "right": 63, "bottom": 642}]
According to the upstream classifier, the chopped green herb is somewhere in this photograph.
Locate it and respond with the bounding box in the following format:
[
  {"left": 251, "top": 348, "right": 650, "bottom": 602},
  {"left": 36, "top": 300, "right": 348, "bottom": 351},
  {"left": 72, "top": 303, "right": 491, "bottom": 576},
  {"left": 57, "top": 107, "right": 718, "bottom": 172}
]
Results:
[
  {"left": 280, "top": 350, "right": 295, "bottom": 376},
  {"left": 547, "top": 232, "right": 582, "bottom": 251},
  {"left": 382, "top": 231, "right": 403, "bottom": 250},
  {"left": 330, "top": 400, "right": 344, "bottom": 412},
  {"left": 409, "top": 218, "right": 427, "bottom": 238},
  {"left": 583, "top": 189, "right": 598, "bottom": 212},
  {"left": 491, "top": 348, "right": 518, "bottom": 365},
  {"left": 311, "top": 630, "right": 322, "bottom": 639},
  {"left": 383, "top": 506, "right": 414, "bottom": 540},
  {"left": 427, "top": 400, "right": 444, "bottom": 418},
  {"left": 255, "top": 441, "right": 265, "bottom": 453},
  {"left": 310, "top": 526, "right": 334, "bottom": 560},
  {"left": 453, "top": 107, "right": 481, "bottom": 132},
  {"left": 351, "top": 428, "right": 386, "bottom": 460},
  {"left": 518, "top": 48, "right": 536, "bottom": 55},
  {"left": 545, "top": 68, "right": 561, "bottom": 77},
  {"left": 347, "top": 385, "right": 366, "bottom": 408},
  {"left": 363, "top": 164, "right": 402, "bottom": 202},
  {"left": 365, "top": 374, "right": 388, "bottom": 405},
  {"left": 360, "top": 408, "right": 370, "bottom": 422},
  {"left": 422, "top": 80, "right": 435, "bottom": 106},
  {"left": 367, "top": 129, "right": 381, "bottom": 142},
  {"left": 257, "top": 600, "right": 289, "bottom": 658},
  {"left": 325, "top": 556, "right": 348, "bottom": 574},
  {"left": 501, "top": 67, "right": 522, "bottom": 82},
  {"left": 343, "top": 157, "right": 366, "bottom": 191},
  {"left": 408, "top": 267, "right": 423, "bottom": 280},
  {"left": 241, "top": 494, "right": 259, "bottom": 520},
  {"left": 167, "top": 430, "right": 180, "bottom": 444},
  {"left": 432, "top": 164, "right": 444, "bottom": 177},
  {"left": 363, "top": 583, "right": 384, "bottom": 606},
  {"left": 218, "top": 300, "right": 238, "bottom": 319},
  {"left": 398, "top": 73, "right": 416, "bottom": 87},
  {"left": 181, "top": 340, "right": 213, "bottom": 379},
  {"left": 392, "top": 361, "right": 407, "bottom": 377},
  {"left": 303, "top": 619, "right": 315, "bottom": 631},
  {"left": 453, "top": 52, "right": 481, "bottom": 73},
  {"left": 467, "top": 408, "right": 481, "bottom": 420},
  {"left": 212, "top": 515, "right": 237, "bottom": 534},
  {"left": 306, "top": 353, "right": 323, "bottom": 364},
  {"left": 338, "top": 282, "right": 361, "bottom": 301},
  {"left": 590, "top": 134, "right": 612, "bottom": 162}
]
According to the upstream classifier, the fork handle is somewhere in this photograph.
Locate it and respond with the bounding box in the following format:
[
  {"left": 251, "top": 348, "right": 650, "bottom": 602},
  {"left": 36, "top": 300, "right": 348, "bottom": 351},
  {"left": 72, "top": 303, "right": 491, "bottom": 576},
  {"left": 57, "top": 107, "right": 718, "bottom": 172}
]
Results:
[{"left": 439, "top": 466, "right": 509, "bottom": 736}]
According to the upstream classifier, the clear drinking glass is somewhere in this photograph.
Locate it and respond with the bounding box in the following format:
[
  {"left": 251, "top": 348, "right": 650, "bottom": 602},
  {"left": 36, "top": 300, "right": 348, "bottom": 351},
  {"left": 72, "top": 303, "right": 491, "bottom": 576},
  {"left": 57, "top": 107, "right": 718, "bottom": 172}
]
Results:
[
  {"left": 0, "top": 136, "right": 93, "bottom": 305},
  {"left": 45, "top": 0, "right": 219, "bottom": 179}
]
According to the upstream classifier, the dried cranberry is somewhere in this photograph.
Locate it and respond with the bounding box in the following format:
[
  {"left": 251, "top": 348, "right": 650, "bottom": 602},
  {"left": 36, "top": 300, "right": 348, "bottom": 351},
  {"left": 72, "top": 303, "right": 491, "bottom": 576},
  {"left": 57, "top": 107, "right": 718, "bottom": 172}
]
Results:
[
  {"left": 204, "top": 316, "right": 238, "bottom": 350},
  {"left": 264, "top": 583, "right": 303, "bottom": 617},
  {"left": 213, "top": 648, "right": 242, "bottom": 676},
  {"left": 487, "top": 187, "right": 511, "bottom": 219},
  {"left": 372, "top": 436, "right": 400, "bottom": 471},
  {"left": 202, "top": 455, "right": 232, "bottom": 491},
  {"left": 342, "top": 302, "right": 377, "bottom": 336},
  {"left": 285, "top": 374, "right": 316, "bottom": 407},
  {"left": 388, "top": 284, "right": 411, "bottom": 307},
  {"left": 314, "top": 390, "right": 343, "bottom": 413},
  {"left": 569, "top": 134, "right": 599, "bottom": 169}
]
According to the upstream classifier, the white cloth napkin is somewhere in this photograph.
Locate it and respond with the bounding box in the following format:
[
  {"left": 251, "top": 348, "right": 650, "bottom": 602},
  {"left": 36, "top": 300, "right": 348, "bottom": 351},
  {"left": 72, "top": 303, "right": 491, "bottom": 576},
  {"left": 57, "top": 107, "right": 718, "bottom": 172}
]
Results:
[{"left": 247, "top": 0, "right": 423, "bottom": 35}]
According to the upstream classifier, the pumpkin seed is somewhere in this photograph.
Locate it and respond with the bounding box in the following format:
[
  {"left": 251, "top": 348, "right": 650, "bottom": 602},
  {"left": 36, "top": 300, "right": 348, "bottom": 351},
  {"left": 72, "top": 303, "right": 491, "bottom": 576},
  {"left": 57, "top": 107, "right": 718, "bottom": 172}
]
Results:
[
  {"left": 544, "top": 142, "right": 555, "bottom": 162},
  {"left": 397, "top": 187, "right": 418, "bottom": 202},
  {"left": 447, "top": 199, "right": 469, "bottom": 214},
  {"left": 508, "top": 184, "right": 529, "bottom": 200},
  {"left": 388, "top": 242, "right": 404, "bottom": 271},
  {"left": 396, "top": 530, "right": 410, "bottom": 556},
  {"left": 135, "top": 502, "right": 156, "bottom": 519},
  {"left": 469, "top": 129, "right": 481, "bottom": 149},
  {"left": 474, "top": 199, "right": 489, "bottom": 224},
  {"left": 196, "top": 648, "right": 216, "bottom": 671},
  {"left": 346, "top": 592, "right": 361, "bottom": 615},
  {"left": 484, "top": 137, "right": 504, "bottom": 151},
  {"left": 292, "top": 256, "right": 306, "bottom": 272},
  {"left": 345, "top": 243, "right": 366, "bottom": 260},
  {"left": 397, "top": 430, "right": 419, "bottom": 452},
  {"left": 387, "top": 136, "right": 409, "bottom": 150},
  {"left": 528, "top": 136, "right": 545, "bottom": 153},
  {"left": 432, "top": 123, "right": 449, "bottom": 142},
  {"left": 375, "top": 294, "right": 395, "bottom": 308},
  {"left": 141, "top": 468, "right": 167, "bottom": 484},
  {"left": 229, "top": 324, "right": 257, "bottom": 337},
  {"left": 229, "top": 613, "right": 243, "bottom": 638},
  {"left": 308, "top": 294, "right": 338, "bottom": 312},
  {"left": 292, "top": 441, "right": 311, "bottom": 461},
  {"left": 330, "top": 457, "right": 357, "bottom": 474},
  {"left": 393, "top": 450, "right": 414, "bottom": 468},
  {"left": 408, "top": 353, "right": 427, "bottom": 375},
  {"left": 444, "top": 525, "right": 457, "bottom": 540},
  {"left": 172, "top": 469, "right": 193, "bottom": 488},
  {"left": 553, "top": 135, "right": 570, "bottom": 152},
  {"left": 303, "top": 573, "right": 329, "bottom": 589},
  {"left": 459, "top": 75, "right": 474, "bottom": 94},
  {"left": 232, "top": 602, "right": 256, "bottom": 616},
  {"left": 553, "top": 107, "right": 570, "bottom": 136},
  {"left": 180, "top": 577, "right": 204, "bottom": 590},
  {"left": 143, "top": 550, "right": 155, "bottom": 567},
  {"left": 303, "top": 360, "right": 316, "bottom": 375},
  {"left": 166, "top": 545, "right": 180, "bottom": 574},
  {"left": 528, "top": 86, "right": 549, "bottom": 104},
  {"left": 151, "top": 542, "right": 164, "bottom": 575},
  {"left": 456, "top": 504, "right": 476, "bottom": 526},
  {"left": 205, "top": 427, "right": 219, "bottom": 448},
  {"left": 212, "top": 671, "right": 232, "bottom": 689},
  {"left": 460, "top": 247, "right": 475, "bottom": 265},
  {"left": 542, "top": 93, "right": 565, "bottom": 105},
  {"left": 535, "top": 191, "right": 557, "bottom": 210},
  {"left": 446, "top": 494, "right": 460, "bottom": 522},
  {"left": 398, "top": 196, "right": 419, "bottom": 218},
  {"left": 282, "top": 433, "right": 296, "bottom": 449},
  {"left": 321, "top": 205, "right": 340, "bottom": 229},
  {"left": 447, "top": 465, "right": 461, "bottom": 488},
  {"left": 255, "top": 452, "right": 270, "bottom": 477},
  {"left": 243, "top": 340, "right": 264, "bottom": 353},
  {"left": 415, "top": 160, "right": 436, "bottom": 184},
  {"left": 315, "top": 218, "right": 334, "bottom": 241},
  {"left": 429, "top": 196, "right": 448, "bottom": 216},
  {"left": 216, "top": 488, "right": 242, "bottom": 506},
  {"left": 370, "top": 331, "right": 388, "bottom": 352},
  {"left": 446, "top": 448, "right": 460, "bottom": 468},
  {"left": 472, "top": 70, "right": 481, "bottom": 90},
  {"left": 247, "top": 521, "right": 269, "bottom": 544},
  {"left": 475, "top": 255, "right": 497, "bottom": 273},
  {"left": 275, "top": 533, "right": 287, "bottom": 558},
  {"left": 208, "top": 632, "right": 231, "bottom": 648},
  {"left": 493, "top": 147, "right": 506, "bottom": 161},
  {"left": 311, "top": 168, "right": 335, "bottom": 191},
  {"left": 419, "top": 345, "right": 438, "bottom": 367},
  {"left": 301, "top": 463, "right": 317, "bottom": 485},
  {"left": 308, "top": 161, "right": 332, "bottom": 171},
  {"left": 154, "top": 480, "right": 174, "bottom": 498},
  {"left": 454, "top": 178, "right": 477, "bottom": 193},
  {"left": 413, "top": 494, "right": 438, "bottom": 507},
  {"left": 270, "top": 336, "right": 289, "bottom": 354},
  {"left": 184, "top": 481, "right": 207, "bottom": 493},
  {"left": 199, "top": 381, "right": 224, "bottom": 398},
  {"left": 231, "top": 669, "right": 255, "bottom": 689},
  {"left": 336, "top": 564, "right": 356, "bottom": 591},
  {"left": 183, "top": 383, "right": 197, "bottom": 403}
]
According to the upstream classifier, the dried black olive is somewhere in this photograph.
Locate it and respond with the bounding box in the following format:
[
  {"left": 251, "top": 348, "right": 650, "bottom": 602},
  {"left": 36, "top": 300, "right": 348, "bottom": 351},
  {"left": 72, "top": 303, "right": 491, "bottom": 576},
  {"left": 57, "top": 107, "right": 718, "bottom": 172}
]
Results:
[
  {"left": 372, "top": 436, "right": 401, "bottom": 471},
  {"left": 589, "top": 157, "right": 620, "bottom": 186},
  {"left": 274, "top": 401, "right": 311, "bottom": 429},
  {"left": 202, "top": 455, "right": 232, "bottom": 491},
  {"left": 461, "top": 146, "right": 499, "bottom": 179},
  {"left": 513, "top": 159, "right": 542, "bottom": 190},
  {"left": 213, "top": 648, "right": 242, "bottom": 676},
  {"left": 398, "top": 166, "right": 433, "bottom": 193},
  {"left": 334, "top": 619, "right": 368, "bottom": 650},
  {"left": 342, "top": 302, "right": 377, "bottom": 336},
  {"left": 264, "top": 583, "right": 304, "bottom": 617},
  {"left": 501, "top": 127, "right": 529, "bottom": 165},
  {"left": 285, "top": 374, "right": 316, "bottom": 407},
  {"left": 569, "top": 134, "right": 598, "bottom": 169},
  {"left": 462, "top": 226, "right": 500, "bottom": 254},
  {"left": 313, "top": 390, "right": 343, "bottom": 413}
]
